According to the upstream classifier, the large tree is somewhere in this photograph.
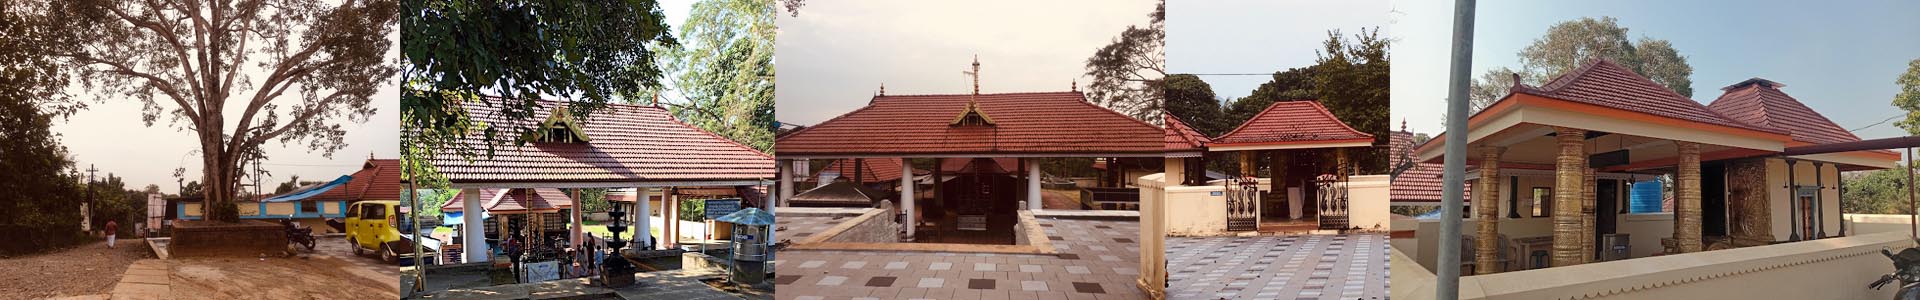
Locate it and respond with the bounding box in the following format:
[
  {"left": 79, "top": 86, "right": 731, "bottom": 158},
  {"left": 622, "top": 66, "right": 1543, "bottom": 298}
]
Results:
[
  {"left": 636, "top": 0, "right": 776, "bottom": 153},
  {"left": 49, "top": 0, "right": 398, "bottom": 222},
  {"left": 1464, "top": 17, "right": 1693, "bottom": 116},
  {"left": 1164, "top": 74, "right": 1227, "bottom": 136},
  {"left": 1893, "top": 58, "right": 1920, "bottom": 135},
  {"left": 1084, "top": 0, "right": 1166, "bottom": 124},
  {"left": 1231, "top": 66, "right": 1317, "bottom": 124},
  {"left": 1310, "top": 28, "right": 1392, "bottom": 174},
  {"left": 0, "top": 0, "right": 88, "bottom": 253}
]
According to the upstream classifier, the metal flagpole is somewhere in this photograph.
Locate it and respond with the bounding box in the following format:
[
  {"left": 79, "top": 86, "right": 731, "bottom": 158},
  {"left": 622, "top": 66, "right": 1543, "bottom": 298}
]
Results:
[{"left": 1437, "top": 0, "right": 1477, "bottom": 299}]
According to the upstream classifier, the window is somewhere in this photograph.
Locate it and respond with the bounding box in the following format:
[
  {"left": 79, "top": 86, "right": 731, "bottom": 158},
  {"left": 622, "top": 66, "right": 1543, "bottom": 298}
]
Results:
[
  {"left": 303, "top": 201, "right": 320, "bottom": 213},
  {"left": 364, "top": 204, "right": 385, "bottom": 219},
  {"left": 345, "top": 203, "right": 359, "bottom": 218},
  {"left": 1532, "top": 187, "right": 1552, "bottom": 217}
]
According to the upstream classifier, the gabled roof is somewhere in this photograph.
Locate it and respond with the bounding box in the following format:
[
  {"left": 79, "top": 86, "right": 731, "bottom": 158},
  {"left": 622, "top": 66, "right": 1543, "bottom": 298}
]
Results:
[
  {"left": 1512, "top": 59, "right": 1785, "bottom": 135},
  {"left": 309, "top": 158, "right": 401, "bottom": 202},
  {"left": 816, "top": 158, "right": 917, "bottom": 183},
  {"left": 432, "top": 98, "right": 773, "bottom": 183},
  {"left": 1388, "top": 131, "right": 1460, "bottom": 203},
  {"left": 1212, "top": 100, "right": 1373, "bottom": 146},
  {"left": 775, "top": 92, "right": 1164, "bottom": 156},
  {"left": 442, "top": 188, "right": 573, "bottom": 214},
  {"left": 787, "top": 181, "right": 887, "bottom": 208},
  {"left": 1165, "top": 113, "right": 1209, "bottom": 152},
  {"left": 1707, "top": 78, "right": 1865, "bottom": 145}
]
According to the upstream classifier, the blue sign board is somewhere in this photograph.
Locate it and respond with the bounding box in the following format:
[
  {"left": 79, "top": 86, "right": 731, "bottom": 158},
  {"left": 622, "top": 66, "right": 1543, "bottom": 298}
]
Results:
[{"left": 704, "top": 199, "right": 742, "bottom": 220}]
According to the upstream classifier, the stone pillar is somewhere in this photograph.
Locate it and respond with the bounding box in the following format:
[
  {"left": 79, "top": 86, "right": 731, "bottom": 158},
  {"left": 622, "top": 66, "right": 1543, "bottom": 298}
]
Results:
[
  {"left": 462, "top": 188, "right": 487, "bottom": 263},
  {"left": 1675, "top": 142, "right": 1703, "bottom": 253},
  {"left": 778, "top": 159, "right": 795, "bottom": 206},
  {"left": 1028, "top": 158, "right": 1043, "bottom": 211},
  {"left": 1727, "top": 159, "right": 1773, "bottom": 246},
  {"left": 901, "top": 158, "right": 916, "bottom": 238},
  {"left": 1475, "top": 146, "right": 1503, "bottom": 274},
  {"left": 636, "top": 187, "right": 653, "bottom": 250},
  {"left": 1551, "top": 127, "right": 1587, "bottom": 267},
  {"left": 1582, "top": 167, "right": 1596, "bottom": 263}
]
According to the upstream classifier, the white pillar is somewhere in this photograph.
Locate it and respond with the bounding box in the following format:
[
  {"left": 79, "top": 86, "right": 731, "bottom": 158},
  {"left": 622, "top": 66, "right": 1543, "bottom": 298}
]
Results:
[
  {"left": 665, "top": 192, "right": 676, "bottom": 250},
  {"left": 461, "top": 188, "right": 487, "bottom": 263},
  {"left": 901, "top": 159, "right": 916, "bottom": 237},
  {"left": 636, "top": 187, "right": 653, "bottom": 250},
  {"left": 1028, "top": 158, "right": 1043, "bottom": 211},
  {"left": 778, "top": 159, "right": 796, "bottom": 205}
]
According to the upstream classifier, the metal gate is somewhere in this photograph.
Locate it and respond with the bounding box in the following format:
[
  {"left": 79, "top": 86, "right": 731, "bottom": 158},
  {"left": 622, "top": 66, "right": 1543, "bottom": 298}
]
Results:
[
  {"left": 1225, "top": 176, "right": 1261, "bottom": 231},
  {"left": 1316, "top": 169, "right": 1350, "bottom": 230}
]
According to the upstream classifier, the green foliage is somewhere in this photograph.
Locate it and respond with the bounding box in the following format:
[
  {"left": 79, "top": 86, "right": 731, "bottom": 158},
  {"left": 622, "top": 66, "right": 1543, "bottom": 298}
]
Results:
[
  {"left": 1164, "top": 74, "right": 1228, "bottom": 136},
  {"left": 1235, "top": 66, "right": 1319, "bottom": 122},
  {"left": 0, "top": 0, "right": 89, "bottom": 254},
  {"left": 679, "top": 199, "right": 705, "bottom": 222},
  {"left": 1843, "top": 166, "right": 1917, "bottom": 215},
  {"left": 400, "top": 0, "right": 678, "bottom": 161},
  {"left": 1311, "top": 28, "right": 1392, "bottom": 174},
  {"left": 274, "top": 175, "right": 303, "bottom": 194},
  {"left": 641, "top": 0, "right": 777, "bottom": 153},
  {"left": 1084, "top": 1, "right": 1166, "bottom": 124},
  {"left": 1894, "top": 58, "right": 1920, "bottom": 135},
  {"left": 1391, "top": 205, "right": 1439, "bottom": 217},
  {"left": 573, "top": 188, "right": 612, "bottom": 213},
  {"left": 1463, "top": 17, "right": 1693, "bottom": 119}
]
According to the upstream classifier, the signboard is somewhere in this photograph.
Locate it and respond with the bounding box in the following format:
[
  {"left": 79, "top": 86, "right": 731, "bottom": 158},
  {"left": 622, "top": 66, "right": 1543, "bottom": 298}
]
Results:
[
  {"left": 522, "top": 261, "right": 560, "bottom": 283},
  {"left": 1589, "top": 149, "right": 1630, "bottom": 168},
  {"left": 704, "top": 199, "right": 742, "bottom": 220}
]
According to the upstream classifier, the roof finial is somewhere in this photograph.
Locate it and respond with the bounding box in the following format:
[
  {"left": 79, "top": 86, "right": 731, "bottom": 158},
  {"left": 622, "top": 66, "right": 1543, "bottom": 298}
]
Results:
[
  {"left": 880, "top": 83, "right": 886, "bottom": 96},
  {"left": 1072, "top": 78, "right": 1078, "bottom": 92},
  {"left": 651, "top": 92, "right": 659, "bottom": 107},
  {"left": 970, "top": 55, "right": 981, "bottom": 101},
  {"left": 1401, "top": 119, "right": 1407, "bottom": 133}
]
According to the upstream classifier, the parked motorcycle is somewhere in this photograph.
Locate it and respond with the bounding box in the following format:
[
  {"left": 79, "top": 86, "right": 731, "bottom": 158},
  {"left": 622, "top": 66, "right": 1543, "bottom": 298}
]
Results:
[
  {"left": 1869, "top": 240, "right": 1920, "bottom": 300},
  {"left": 282, "top": 219, "right": 316, "bottom": 250}
]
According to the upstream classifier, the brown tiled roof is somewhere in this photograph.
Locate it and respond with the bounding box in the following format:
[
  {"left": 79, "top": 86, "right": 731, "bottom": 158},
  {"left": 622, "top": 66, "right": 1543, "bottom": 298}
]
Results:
[
  {"left": 1514, "top": 59, "right": 1784, "bottom": 135},
  {"left": 1707, "top": 79, "right": 1869, "bottom": 146},
  {"left": 817, "top": 158, "right": 916, "bottom": 182},
  {"left": 311, "top": 158, "right": 401, "bottom": 202},
  {"left": 774, "top": 92, "right": 1163, "bottom": 156},
  {"left": 443, "top": 188, "right": 573, "bottom": 213},
  {"left": 939, "top": 158, "right": 1017, "bottom": 174},
  {"left": 787, "top": 181, "right": 886, "bottom": 208},
  {"left": 1165, "top": 113, "right": 1208, "bottom": 151},
  {"left": 1212, "top": 100, "right": 1373, "bottom": 146},
  {"left": 432, "top": 99, "right": 773, "bottom": 183},
  {"left": 1389, "top": 131, "right": 1461, "bottom": 203}
]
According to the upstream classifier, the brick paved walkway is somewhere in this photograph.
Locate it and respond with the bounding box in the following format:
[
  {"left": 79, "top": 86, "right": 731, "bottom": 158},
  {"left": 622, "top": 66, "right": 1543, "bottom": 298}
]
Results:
[
  {"left": 774, "top": 218, "right": 1144, "bottom": 299},
  {"left": 1166, "top": 234, "right": 1388, "bottom": 300}
]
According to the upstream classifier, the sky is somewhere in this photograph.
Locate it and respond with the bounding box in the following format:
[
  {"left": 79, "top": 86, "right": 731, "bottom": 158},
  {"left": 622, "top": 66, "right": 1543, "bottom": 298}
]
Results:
[
  {"left": 1392, "top": 0, "right": 1920, "bottom": 148},
  {"left": 773, "top": 0, "right": 1160, "bottom": 125},
  {"left": 1167, "top": 0, "right": 1392, "bottom": 101},
  {"left": 48, "top": 1, "right": 702, "bottom": 193}
]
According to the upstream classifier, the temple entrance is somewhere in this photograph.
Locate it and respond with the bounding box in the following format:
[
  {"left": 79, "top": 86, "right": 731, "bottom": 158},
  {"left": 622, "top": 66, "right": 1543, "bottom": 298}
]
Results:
[
  {"left": 1703, "top": 163, "right": 1728, "bottom": 238},
  {"left": 916, "top": 158, "right": 1019, "bottom": 245},
  {"left": 1225, "top": 176, "right": 1260, "bottom": 232}
]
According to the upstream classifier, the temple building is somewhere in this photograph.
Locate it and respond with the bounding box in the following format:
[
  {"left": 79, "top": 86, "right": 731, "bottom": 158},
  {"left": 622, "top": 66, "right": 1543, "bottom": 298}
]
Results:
[{"left": 1393, "top": 59, "right": 1907, "bottom": 299}]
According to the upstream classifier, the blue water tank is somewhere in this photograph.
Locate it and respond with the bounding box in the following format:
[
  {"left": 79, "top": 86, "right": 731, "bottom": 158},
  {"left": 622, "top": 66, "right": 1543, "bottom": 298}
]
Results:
[{"left": 1630, "top": 180, "right": 1664, "bottom": 213}]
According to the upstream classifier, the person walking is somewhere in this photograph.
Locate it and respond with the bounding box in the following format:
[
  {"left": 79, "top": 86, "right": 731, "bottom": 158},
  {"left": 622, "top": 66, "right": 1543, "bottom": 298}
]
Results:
[{"left": 105, "top": 220, "right": 119, "bottom": 248}]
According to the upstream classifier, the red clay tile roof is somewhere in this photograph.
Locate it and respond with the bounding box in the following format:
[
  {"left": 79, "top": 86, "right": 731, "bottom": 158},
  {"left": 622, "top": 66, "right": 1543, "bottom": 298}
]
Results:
[
  {"left": 817, "top": 158, "right": 915, "bottom": 182},
  {"left": 1165, "top": 113, "right": 1208, "bottom": 152},
  {"left": 311, "top": 158, "right": 401, "bottom": 202},
  {"left": 1390, "top": 130, "right": 1462, "bottom": 203},
  {"left": 939, "top": 158, "right": 1017, "bottom": 174},
  {"left": 774, "top": 92, "right": 1163, "bottom": 156},
  {"left": 432, "top": 99, "right": 774, "bottom": 183},
  {"left": 1514, "top": 59, "right": 1785, "bottom": 135},
  {"left": 443, "top": 188, "right": 573, "bottom": 213},
  {"left": 1707, "top": 79, "right": 1866, "bottom": 145},
  {"left": 1212, "top": 100, "right": 1373, "bottom": 146}
]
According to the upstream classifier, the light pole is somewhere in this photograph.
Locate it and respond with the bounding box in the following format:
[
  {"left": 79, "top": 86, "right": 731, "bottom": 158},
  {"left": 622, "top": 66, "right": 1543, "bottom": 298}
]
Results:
[{"left": 1437, "top": 1, "right": 1478, "bottom": 299}]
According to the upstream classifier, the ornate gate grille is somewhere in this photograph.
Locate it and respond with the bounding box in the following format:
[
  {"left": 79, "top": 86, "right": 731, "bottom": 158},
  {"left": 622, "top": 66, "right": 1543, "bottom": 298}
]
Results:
[
  {"left": 1225, "top": 176, "right": 1261, "bottom": 232},
  {"left": 1316, "top": 168, "right": 1351, "bottom": 230}
]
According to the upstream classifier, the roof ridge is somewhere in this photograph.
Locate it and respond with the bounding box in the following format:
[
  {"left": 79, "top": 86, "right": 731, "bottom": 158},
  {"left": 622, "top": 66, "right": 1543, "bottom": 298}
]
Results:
[
  {"left": 652, "top": 105, "right": 775, "bottom": 161},
  {"left": 871, "top": 91, "right": 1084, "bottom": 98},
  {"left": 1305, "top": 100, "right": 1375, "bottom": 139}
]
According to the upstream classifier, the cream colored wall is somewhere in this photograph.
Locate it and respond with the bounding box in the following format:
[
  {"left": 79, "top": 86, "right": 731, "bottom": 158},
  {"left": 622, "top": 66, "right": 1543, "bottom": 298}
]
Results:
[
  {"left": 237, "top": 203, "right": 261, "bottom": 215},
  {"left": 1164, "top": 185, "right": 1229, "bottom": 235},
  {"left": 1616, "top": 213, "right": 1675, "bottom": 258},
  {"left": 1766, "top": 158, "right": 1843, "bottom": 242},
  {"left": 1846, "top": 214, "right": 1917, "bottom": 236},
  {"left": 264, "top": 202, "right": 297, "bottom": 215},
  {"left": 1392, "top": 232, "right": 1909, "bottom": 300},
  {"left": 1348, "top": 175, "right": 1390, "bottom": 231},
  {"left": 183, "top": 203, "right": 203, "bottom": 217},
  {"left": 1138, "top": 171, "right": 1167, "bottom": 297}
]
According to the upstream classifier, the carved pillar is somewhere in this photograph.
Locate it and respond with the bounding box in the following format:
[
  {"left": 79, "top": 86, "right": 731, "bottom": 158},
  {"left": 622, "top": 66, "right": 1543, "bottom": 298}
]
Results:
[
  {"left": 1552, "top": 127, "right": 1588, "bottom": 267},
  {"left": 1582, "top": 167, "right": 1596, "bottom": 263},
  {"left": 1476, "top": 146, "right": 1503, "bottom": 274},
  {"left": 1727, "top": 159, "right": 1773, "bottom": 246},
  {"left": 1240, "top": 151, "right": 1257, "bottom": 177},
  {"left": 1675, "top": 142, "right": 1703, "bottom": 253}
]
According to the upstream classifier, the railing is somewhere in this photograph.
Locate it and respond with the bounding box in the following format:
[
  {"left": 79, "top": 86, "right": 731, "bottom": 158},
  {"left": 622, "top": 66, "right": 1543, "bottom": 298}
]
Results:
[{"left": 1225, "top": 176, "right": 1261, "bottom": 232}]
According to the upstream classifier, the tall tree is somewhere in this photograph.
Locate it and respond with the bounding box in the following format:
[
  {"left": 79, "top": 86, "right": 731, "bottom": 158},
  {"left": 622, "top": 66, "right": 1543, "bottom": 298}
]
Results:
[
  {"left": 1164, "top": 74, "right": 1227, "bottom": 136},
  {"left": 1893, "top": 58, "right": 1920, "bottom": 134},
  {"left": 636, "top": 0, "right": 776, "bottom": 153},
  {"left": 1232, "top": 67, "right": 1317, "bottom": 124},
  {"left": 1084, "top": 0, "right": 1166, "bottom": 124},
  {"left": 0, "top": 1, "right": 87, "bottom": 252},
  {"left": 1465, "top": 17, "right": 1693, "bottom": 116},
  {"left": 1311, "top": 28, "right": 1392, "bottom": 174},
  {"left": 50, "top": 0, "right": 398, "bottom": 222}
]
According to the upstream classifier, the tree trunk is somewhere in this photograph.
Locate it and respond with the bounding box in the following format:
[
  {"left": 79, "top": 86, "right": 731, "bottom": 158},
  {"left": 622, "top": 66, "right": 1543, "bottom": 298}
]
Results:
[{"left": 200, "top": 131, "right": 242, "bottom": 223}]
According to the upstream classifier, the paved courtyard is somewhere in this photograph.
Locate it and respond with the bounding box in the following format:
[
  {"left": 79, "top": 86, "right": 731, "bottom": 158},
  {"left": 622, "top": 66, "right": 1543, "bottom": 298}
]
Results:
[
  {"left": 774, "top": 217, "right": 1145, "bottom": 299},
  {"left": 1166, "top": 234, "right": 1388, "bottom": 300}
]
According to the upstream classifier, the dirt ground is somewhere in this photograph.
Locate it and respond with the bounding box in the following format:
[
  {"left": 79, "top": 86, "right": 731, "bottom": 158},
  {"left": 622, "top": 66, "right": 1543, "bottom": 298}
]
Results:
[
  {"left": 0, "top": 239, "right": 153, "bottom": 299},
  {"left": 168, "top": 235, "right": 399, "bottom": 299}
]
